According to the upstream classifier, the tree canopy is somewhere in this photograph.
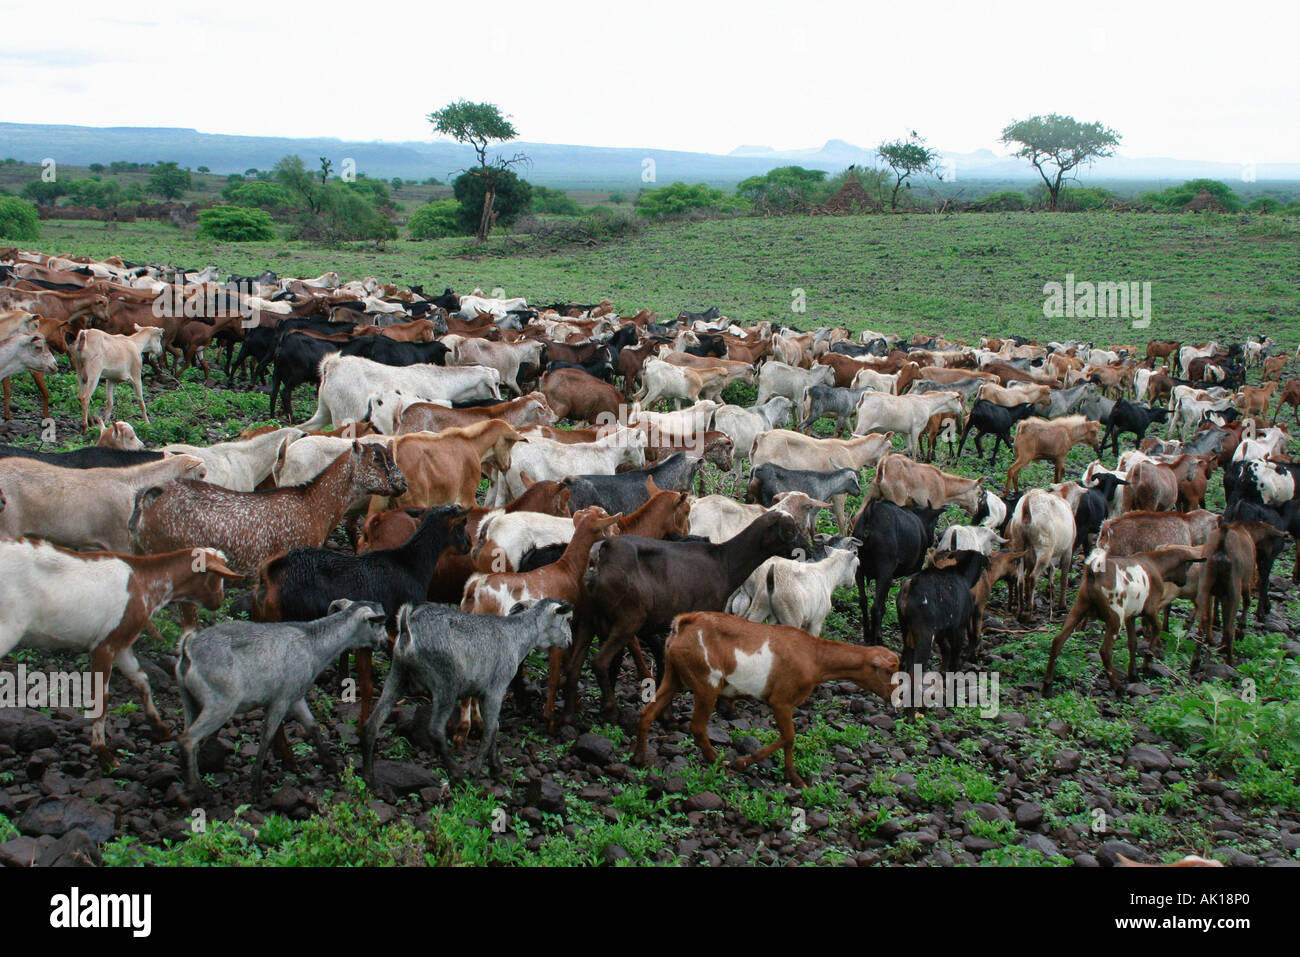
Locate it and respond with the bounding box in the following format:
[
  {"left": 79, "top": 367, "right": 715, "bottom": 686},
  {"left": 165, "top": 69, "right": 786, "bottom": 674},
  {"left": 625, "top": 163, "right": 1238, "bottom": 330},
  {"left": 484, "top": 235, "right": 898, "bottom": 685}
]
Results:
[
  {"left": 877, "top": 135, "right": 941, "bottom": 210},
  {"left": 1000, "top": 114, "right": 1121, "bottom": 210}
]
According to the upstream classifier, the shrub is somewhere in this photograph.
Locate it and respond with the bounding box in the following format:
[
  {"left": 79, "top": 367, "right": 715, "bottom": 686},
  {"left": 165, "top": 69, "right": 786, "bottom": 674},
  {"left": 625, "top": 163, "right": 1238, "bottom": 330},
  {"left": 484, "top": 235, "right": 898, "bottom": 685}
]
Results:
[
  {"left": 0, "top": 196, "right": 40, "bottom": 240},
  {"left": 1247, "top": 197, "right": 1283, "bottom": 214},
  {"left": 581, "top": 205, "right": 643, "bottom": 239},
  {"left": 452, "top": 168, "right": 532, "bottom": 234},
  {"left": 407, "top": 200, "right": 463, "bottom": 239},
  {"left": 225, "top": 181, "right": 294, "bottom": 209},
  {"left": 635, "top": 181, "right": 745, "bottom": 219},
  {"left": 531, "top": 185, "right": 581, "bottom": 216},
  {"left": 1033, "top": 185, "right": 1119, "bottom": 211},
  {"left": 737, "top": 166, "right": 828, "bottom": 212},
  {"left": 1139, "top": 178, "right": 1243, "bottom": 212},
  {"left": 975, "top": 190, "right": 1029, "bottom": 211},
  {"left": 196, "top": 205, "right": 276, "bottom": 242}
]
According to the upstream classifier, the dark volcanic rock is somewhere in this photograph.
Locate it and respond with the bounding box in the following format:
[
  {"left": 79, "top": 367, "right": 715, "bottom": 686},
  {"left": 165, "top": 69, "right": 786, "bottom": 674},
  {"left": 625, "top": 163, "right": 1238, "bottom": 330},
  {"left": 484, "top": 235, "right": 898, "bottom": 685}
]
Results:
[{"left": 16, "top": 797, "right": 116, "bottom": 844}]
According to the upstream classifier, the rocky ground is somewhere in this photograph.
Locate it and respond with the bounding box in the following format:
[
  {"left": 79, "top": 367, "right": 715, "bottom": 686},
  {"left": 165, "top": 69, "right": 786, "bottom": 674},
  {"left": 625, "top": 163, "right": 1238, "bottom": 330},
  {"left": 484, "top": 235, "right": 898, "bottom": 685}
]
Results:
[{"left": 3, "top": 575, "right": 1299, "bottom": 867}]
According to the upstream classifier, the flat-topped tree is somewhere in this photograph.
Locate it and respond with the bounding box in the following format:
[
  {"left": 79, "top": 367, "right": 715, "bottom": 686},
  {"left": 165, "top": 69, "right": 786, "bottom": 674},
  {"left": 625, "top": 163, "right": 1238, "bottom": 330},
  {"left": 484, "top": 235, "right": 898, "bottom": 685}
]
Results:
[
  {"left": 876, "top": 134, "right": 940, "bottom": 210},
  {"left": 428, "top": 100, "right": 526, "bottom": 241},
  {"left": 1000, "top": 114, "right": 1121, "bottom": 210}
]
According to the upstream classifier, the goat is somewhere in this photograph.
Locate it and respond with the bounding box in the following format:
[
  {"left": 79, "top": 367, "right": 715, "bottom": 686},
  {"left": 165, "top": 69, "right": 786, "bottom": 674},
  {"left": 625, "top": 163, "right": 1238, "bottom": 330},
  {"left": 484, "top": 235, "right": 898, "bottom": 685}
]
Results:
[
  {"left": 571, "top": 511, "right": 808, "bottom": 721},
  {"left": 853, "top": 498, "right": 944, "bottom": 644},
  {"left": 0, "top": 540, "right": 240, "bottom": 764},
  {"left": 73, "top": 325, "right": 164, "bottom": 431},
  {"left": 632, "top": 612, "right": 897, "bottom": 787},
  {"left": 1191, "top": 522, "right": 1286, "bottom": 670},
  {"left": 896, "top": 550, "right": 988, "bottom": 675},
  {"left": 1044, "top": 545, "right": 1206, "bottom": 695},
  {"left": 726, "top": 543, "right": 861, "bottom": 635},
  {"left": 0, "top": 453, "right": 205, "bottom": 550},
  {"left": 177, "top": 599, "right": 390, "bottom": 795},
  {"left": 361, "top": 599, "right": 574, "bottom": 781}
]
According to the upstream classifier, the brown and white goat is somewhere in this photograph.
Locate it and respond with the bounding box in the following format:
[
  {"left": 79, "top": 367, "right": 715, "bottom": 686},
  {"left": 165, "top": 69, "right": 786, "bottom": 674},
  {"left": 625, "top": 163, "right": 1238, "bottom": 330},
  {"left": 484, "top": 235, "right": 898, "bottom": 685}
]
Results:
[
  {"left": 0, "top": 539, "right": 240, "bottom": 764},
  {"left": 1043, "top": 545, "right": 1206, "bottom": 696},
  {"left": 633, "top": 612, "right": 897, "bottom": 787}
]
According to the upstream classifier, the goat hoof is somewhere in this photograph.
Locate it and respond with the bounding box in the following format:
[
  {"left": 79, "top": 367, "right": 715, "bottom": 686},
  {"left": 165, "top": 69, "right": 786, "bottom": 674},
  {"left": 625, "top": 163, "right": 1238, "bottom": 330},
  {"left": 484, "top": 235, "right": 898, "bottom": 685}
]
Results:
[{"left": 146, "top": 724, "right": 174, "bottom": 743}]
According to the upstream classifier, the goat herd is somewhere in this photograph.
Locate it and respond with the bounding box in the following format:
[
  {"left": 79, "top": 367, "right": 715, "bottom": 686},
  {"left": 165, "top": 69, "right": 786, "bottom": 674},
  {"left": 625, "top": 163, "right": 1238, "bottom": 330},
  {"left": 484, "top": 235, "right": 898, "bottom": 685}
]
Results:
[{"left": 1, "top": 248, "right": 1297, "bottom": 809}]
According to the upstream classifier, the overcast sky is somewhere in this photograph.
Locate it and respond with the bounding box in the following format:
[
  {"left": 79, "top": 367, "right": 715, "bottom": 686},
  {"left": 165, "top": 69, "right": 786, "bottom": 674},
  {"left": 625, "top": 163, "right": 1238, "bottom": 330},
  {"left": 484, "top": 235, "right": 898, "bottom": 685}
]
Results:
[{"left": 2, "top": 0, "right": 1296, "bottom": 163}]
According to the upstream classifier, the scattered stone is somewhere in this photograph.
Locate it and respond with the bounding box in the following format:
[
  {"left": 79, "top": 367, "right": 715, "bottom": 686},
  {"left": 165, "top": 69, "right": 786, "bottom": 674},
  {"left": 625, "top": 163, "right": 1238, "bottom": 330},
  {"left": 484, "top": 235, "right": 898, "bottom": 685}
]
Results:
[
  {"left": 1014, "top": 803, "right": 1044, "bottom": 828},
  {"left": 686, "top": 792, "right": 724, "bottom": 812},
  {"left": 1052, "top": 751, "right": 1082, "bottom": 773},
  {"left": 1096, "top": 840, "right": 1145, "bottom": 866},
  {"left": 369, "top": 761, "right": 436, "bottom": 797},
  {"left": 525, "top": 778, "right": 566, "bottom": 817},
  {"left": 16, "top": 797, "right": 116, "bottom": 845},
  {"left": 1124, "top": 745, "right": 1171, "bottom": 773},
  {"left": 37, "top": 829, "right": 100, "bottom": 867}
]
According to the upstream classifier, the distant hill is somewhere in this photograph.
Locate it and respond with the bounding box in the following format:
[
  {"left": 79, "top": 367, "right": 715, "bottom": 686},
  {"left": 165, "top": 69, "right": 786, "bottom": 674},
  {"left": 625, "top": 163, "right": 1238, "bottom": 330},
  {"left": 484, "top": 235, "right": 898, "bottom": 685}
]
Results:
[{"left": 2, "top": 123, "right": 1297, "bottom": 189}]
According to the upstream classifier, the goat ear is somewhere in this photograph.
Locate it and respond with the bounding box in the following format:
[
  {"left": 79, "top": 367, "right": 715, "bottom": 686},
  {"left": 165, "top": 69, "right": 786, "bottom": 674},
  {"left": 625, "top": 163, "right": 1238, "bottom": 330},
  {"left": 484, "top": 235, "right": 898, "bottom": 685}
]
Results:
[
  {"left": 204, "top": 556, "right": 243, "bottom": 579},
  {"left": 327, "top": 598, "right": 354, "bottom": 615}
]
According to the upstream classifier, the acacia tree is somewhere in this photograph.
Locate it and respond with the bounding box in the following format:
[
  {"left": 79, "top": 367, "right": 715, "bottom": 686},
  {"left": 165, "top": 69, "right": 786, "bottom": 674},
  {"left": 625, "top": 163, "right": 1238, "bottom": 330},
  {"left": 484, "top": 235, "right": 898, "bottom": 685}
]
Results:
[
  {"left": 147, "top": 161, "right": 191, "bottom": 200},
  {"left": 428, "top": 100, "right": 526, "bottom": 241},
  {"left": 1000, "top": 114, "right": 1121, "bottom": 210},
  {"left": 876, "top": 134, "right": 940, "bottom": 210}
]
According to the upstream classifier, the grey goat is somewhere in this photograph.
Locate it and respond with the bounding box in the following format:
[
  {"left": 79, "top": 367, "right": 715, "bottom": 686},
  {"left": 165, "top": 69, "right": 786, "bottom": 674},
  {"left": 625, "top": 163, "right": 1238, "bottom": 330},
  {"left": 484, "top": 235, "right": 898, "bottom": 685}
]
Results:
[
  {"left": 175, "top": 598, "right": 389, "bottom": 796},
  {"left": 361, "top": 598, "right": 573, "bottom": 782}
]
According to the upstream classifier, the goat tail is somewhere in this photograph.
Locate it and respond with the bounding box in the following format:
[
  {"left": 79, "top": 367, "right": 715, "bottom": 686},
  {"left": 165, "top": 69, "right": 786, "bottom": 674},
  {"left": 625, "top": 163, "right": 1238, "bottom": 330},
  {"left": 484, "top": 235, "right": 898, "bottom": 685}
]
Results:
[
  {"left": 317, "top": 350, "right": 342, "bottom": 384},
  {"left": 175, "top": 631, "right": 194, "bottom": 685},
  {"left": 394, "top": 602, "right": 415, "bottom": 649}
]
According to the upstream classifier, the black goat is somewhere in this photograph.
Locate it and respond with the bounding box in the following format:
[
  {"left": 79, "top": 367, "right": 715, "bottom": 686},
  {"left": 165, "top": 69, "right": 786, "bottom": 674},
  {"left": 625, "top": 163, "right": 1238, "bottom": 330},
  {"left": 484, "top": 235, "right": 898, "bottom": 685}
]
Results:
[{"left": 853, "top": 499, "right": 944, "bottom": 644}]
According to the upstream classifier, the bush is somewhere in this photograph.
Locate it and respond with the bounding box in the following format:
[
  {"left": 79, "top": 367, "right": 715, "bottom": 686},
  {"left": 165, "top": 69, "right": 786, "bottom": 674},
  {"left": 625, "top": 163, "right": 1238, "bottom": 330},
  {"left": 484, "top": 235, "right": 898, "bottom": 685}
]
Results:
[
  {"left": 1247, "top": 197, "right": 1283, "bottom": 214},
  {"left": 1033, "top": 185, "right": 1119, "bottom": 211},
  {"left": 196, "top": 206, "right": 277, "bottom": 242},
  {"left": 225, "top": 181, "right": 294, "bottom": 209},
  {"left": 22, "top": 181, "right": 67, "bottom": 205},
  {"left": 974, "top": 190, "right": 1029, "bottom": 211},
  {"left": 148, "top": 161, "right": 191, "bottom": 200},
  {"left": 530, "top": 185, "right": 581, "bottom": 216},
  {"left": 1139, "top": 178, "right": 1243, "bottom": 212},
  {"left": 452, "top": 168, "right": 532, "bottom": 234},
  {"left": 0, "top": 196, "right": 39, "bottom": 241},
  {"left": 737, "top": 166, "right": 828, "bottom": 212},
  {"left": 580, "top": 206, "right": 644, "bottom": 240},
  {"left": 407, "top": 200, "right": 463, "bottom": 239},
  {"left": 635, "top": 181, "right": 745, "bottom": 219}
]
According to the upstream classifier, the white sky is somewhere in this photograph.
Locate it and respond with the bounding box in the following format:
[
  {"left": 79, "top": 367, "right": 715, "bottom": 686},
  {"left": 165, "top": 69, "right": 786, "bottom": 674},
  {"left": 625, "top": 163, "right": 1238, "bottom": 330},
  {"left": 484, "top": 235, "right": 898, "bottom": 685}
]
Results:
[{"left": 1, "top": 0, "right": 1296, "bottom": 162}]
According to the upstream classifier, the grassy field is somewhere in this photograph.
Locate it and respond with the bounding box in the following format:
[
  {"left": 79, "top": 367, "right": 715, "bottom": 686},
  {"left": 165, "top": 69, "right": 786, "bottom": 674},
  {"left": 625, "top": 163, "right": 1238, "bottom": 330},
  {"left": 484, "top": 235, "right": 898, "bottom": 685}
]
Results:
[
  {"left": 4, "top": 212, "right": 1300, "bottom": 867},
  {"left": 28, "top": 211, "right": 1300, "bottom": 345}
]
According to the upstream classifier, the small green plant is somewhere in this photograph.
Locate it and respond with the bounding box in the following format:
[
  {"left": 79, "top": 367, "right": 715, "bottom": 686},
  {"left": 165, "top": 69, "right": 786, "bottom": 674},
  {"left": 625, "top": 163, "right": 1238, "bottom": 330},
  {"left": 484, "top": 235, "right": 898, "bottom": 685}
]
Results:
[
  {"left": 407, "top": 200, "right": 463, "bottom": 239},
  {"left": 197, "top": 206, "right": 277, "bottom": 242},
  {"left": 0, "top": 195, "right": 40, "bottom": 240}
]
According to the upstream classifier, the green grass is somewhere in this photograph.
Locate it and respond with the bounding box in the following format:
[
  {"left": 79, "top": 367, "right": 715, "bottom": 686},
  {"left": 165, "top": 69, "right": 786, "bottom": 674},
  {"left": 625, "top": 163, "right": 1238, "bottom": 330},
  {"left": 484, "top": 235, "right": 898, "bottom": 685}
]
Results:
[
  {"left": 102, "top": 768, "right": 457, "bottom": 866},
  {"left": 24, "top": 211, "right": 1300, "bottom": 342}
]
